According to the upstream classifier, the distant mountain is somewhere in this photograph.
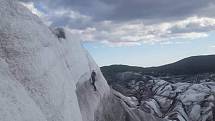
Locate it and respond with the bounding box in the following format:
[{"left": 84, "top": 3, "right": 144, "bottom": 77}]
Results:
[
  {"left": 149, "top": 55, "right": 215, "bottom": 75},
  {"left": 101, "top": 55, "right": 215, "bottom": 79}
]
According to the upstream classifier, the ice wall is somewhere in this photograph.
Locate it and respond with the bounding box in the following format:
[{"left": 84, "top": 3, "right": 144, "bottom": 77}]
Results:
[{"left": 0, "top": 0, "right": 83, "bottom": 121}]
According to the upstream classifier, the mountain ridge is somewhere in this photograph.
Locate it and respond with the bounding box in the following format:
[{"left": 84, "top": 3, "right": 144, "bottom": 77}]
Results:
[{"left": 101, "top": 54, "right": 215, "bottom": 77}]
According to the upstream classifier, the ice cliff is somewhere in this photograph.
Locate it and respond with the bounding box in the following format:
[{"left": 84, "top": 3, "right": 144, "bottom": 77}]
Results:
[{"left": 0, "top": 0, "right": 165, "bottom": 121}]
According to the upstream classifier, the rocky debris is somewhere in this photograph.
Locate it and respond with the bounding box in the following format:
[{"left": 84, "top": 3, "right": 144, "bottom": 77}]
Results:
[{"left": 137, "top": 79, "right": 215, "bottom": 121}]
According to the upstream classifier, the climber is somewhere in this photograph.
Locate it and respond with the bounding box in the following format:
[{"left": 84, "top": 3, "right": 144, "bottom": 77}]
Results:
[{"left": 91, "top": 70, "right": 97, "bottom": 91}]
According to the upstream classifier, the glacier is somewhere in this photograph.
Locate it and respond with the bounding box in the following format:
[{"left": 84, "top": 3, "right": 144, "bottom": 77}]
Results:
[{"left": 0, "top": 0, "right": 166, "bottom": 121}]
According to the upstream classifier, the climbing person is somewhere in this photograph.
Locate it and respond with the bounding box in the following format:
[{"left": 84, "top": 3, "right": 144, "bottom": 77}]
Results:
[{"left": 91, "top": 70, "right": 97, "bottom": 91}]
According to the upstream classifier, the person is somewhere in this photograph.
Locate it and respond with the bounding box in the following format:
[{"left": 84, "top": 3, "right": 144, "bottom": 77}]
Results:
[{"left": 91, "top": 70, "right": 97, "bottom": 91}]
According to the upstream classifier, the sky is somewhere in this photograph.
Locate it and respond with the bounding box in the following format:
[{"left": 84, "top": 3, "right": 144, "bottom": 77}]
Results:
[{"left": 20, "top": 0, "right": 215, "bottom": 67}]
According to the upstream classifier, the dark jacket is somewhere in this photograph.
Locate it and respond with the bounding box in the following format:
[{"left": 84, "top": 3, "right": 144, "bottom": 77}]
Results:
[{"left": 91, "top": 71, "right": 96, "bottom": 83}]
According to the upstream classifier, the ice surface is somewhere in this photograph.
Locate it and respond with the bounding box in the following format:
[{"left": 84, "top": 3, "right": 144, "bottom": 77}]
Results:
[
  {"left": 143, "top": 79, "right": 215, "bottom": 121},
  {"left": 0, "top": 0, "right": 83, "bottom": 120}
]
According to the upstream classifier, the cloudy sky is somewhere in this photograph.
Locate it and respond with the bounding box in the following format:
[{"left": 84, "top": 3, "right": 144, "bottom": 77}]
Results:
[{"left": 20, "top": 0, "right": 215, "bottom": 67}]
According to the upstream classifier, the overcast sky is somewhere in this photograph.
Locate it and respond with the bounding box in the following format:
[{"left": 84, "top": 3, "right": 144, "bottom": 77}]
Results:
[{"left": 20, "top": 0, "right": 215, "bottom": 67}]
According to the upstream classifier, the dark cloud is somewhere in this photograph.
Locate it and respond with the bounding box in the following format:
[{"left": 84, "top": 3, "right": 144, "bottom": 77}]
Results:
[
  {"left": 21, "top": 0, "right": 215, "bottom": 22},
  {"left": 20, "top": 0, "right": 215, "bottom": 46},
  {"left": 106, "top": 0, "right": 215, "bottom": 21}
]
